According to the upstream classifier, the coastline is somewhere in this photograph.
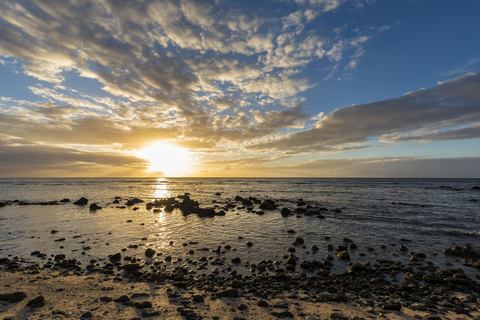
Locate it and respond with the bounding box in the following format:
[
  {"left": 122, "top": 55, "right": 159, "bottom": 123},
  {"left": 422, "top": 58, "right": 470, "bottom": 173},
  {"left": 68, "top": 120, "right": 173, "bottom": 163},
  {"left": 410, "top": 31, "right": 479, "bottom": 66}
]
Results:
[{"left": 1, "top": 253, "right": 479, "bottom": 320}]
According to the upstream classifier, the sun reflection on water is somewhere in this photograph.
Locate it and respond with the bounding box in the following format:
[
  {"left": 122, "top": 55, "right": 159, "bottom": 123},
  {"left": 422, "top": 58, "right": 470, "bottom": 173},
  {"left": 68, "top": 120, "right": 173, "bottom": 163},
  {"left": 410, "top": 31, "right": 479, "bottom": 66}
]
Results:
[{"left": 152, "top": 178, "right": 172, "bottom": 199}]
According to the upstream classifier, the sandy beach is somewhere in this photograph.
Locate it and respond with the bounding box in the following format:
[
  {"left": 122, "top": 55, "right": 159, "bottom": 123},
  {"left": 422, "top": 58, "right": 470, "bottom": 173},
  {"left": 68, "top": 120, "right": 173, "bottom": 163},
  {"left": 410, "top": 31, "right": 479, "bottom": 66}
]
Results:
[{"left": 1, "top": 264, "right": 479, "bottom": 320}]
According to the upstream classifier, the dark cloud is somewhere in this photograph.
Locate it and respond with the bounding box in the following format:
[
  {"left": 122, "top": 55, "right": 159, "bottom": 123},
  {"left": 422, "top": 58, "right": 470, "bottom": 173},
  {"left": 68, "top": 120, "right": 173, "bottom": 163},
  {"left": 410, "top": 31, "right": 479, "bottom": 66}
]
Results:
[{"left": 247, "top": 73, "right": 480, "bottom": 153}]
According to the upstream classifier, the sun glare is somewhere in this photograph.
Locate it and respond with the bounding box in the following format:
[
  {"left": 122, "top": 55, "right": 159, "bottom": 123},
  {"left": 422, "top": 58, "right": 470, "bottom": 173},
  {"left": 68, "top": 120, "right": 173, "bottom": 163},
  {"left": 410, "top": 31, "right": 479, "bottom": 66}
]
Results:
[{"left": 137, "top": 142, "right": 190, "bottom": 175}]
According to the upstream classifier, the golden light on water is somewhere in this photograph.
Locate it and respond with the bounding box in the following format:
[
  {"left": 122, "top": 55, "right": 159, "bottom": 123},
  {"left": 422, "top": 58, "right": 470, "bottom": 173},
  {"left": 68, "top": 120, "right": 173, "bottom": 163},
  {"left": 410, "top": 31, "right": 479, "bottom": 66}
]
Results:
[
  {"left": 136, "top": 142, "right": 190, "bottom": 176},
  {"left": 153, "top": 178, "right": 171, "bottom": 198}
]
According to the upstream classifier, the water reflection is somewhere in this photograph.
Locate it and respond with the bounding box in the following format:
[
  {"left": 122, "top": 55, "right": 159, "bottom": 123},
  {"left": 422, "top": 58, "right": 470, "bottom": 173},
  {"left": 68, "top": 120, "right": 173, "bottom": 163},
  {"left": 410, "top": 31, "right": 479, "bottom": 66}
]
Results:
[{"left": 152, "top": 178, "right": 172, "bottom": 199}]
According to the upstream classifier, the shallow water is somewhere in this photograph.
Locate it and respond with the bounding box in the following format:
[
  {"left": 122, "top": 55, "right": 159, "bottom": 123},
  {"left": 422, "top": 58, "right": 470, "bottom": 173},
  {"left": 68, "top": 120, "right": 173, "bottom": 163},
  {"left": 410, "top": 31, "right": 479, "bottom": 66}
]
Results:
[{"left": 0, "top": 178, "right": 479, "bottom": 277}]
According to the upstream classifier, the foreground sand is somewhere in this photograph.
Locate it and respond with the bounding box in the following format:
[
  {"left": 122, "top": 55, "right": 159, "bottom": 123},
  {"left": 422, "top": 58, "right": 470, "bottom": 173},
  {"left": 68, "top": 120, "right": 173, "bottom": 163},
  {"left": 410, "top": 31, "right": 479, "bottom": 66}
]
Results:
[{"left": 1, "top": 270, "right": 477, "bottom": 320}]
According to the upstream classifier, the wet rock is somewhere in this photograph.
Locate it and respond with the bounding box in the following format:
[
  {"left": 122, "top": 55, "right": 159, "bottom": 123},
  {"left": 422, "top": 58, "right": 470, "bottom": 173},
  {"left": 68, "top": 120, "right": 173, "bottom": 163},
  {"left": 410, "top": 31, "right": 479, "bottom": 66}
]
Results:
[
  {"left": 293, "top": 237, "right": 304, "bottom": 245},
  {"left": 348, "top": 262, "right": 366, "bottom": 273},
  {"left": 73, "top": 197, "right": 88, "bottom": 205},
  {"left": 287, "top": 229, "right": 295, "bottom": 233},
  {"left": 123, "top": 263, "right": 143, "bottom": 272},
  {"left": 26, "top": 295, "right": 46, "bottom": 308},
  {"left": 89, "top": 203, "right": 102, "bottom": 211},
  {"left": 399, "top": 245, "right": 408, "bottom": 251},
  {"left": 100, "top": 297, "right": 113, "bottom": 302},
  {"left": 54, "top": 238, "right": 66, "bottom": 242},
  {"left": 338, "top": 251, "right": 350, "bottom": 260},
  {"left": 59, "top": 199, "right": 70, "bottom": 202},
  {"left": 109, "top": 253, "right": 121, "bottom": 262},
  {"left": 349, "top": 243, "right": 358, "bottom": 249},
  {"left": 311, "top": 245, "right": 319, "bottom": 251},
  {"left": 260, "top": 200, "right": 276, "bottom": 210},
  {"left": 246, "top": 241, "right": 253, "bottom": 247},
  {"left": 0, "top": 292, "right": 27, "bottom": 303},
  {"left": 238, "top": 303, "right": 248, "bottom": 310},
  {"left": 443, "top": 245, "right": 480, "bottom": 258},
  {"left": 281, "top": 208, "right": 292, "bottom": 217},
  {"left": 193, "top": 295, "right": 204, "bottom": 303},
  {"left": 231, "top": 257, "right": 241, "bottom": 263},
  {"left": 126, "top": 198, "right": 144, "bottom": 206},
  {"left": 51, "top": 230, "right": 59, "bottom": 234},
  {"left": 145, "top": 248, "right": 155, "bottom": 257}
]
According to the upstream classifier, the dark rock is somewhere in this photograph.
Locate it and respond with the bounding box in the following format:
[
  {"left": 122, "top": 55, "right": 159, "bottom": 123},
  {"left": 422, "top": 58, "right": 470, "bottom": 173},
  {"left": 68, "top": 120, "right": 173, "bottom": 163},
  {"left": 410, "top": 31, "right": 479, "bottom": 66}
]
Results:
[
  {"left": 134, "top": 301, "right": 152, "bottom": 309},
  {"left": 193, "top": 295, "right": 204, "bottom": 303},
  {"left": 238, "top": 303, "right": 248, "bottom": 310},
  {"left": 399, "top": 245, "right": 408, "bottom": 251},
  {"left": 26, "top": 295, "right": 46, "bottom": 308},
  {"left": 260, "top": 200, "right": 276, "bottom": 210},
  {"left": 51, "top": 230, "right": 59, "bottom": 234},
  {"left": 443, "top": 245, "right": 480, "bottom": 258},
  {"left": 73, "top": 197, "right": 88, "bottom": 205},
  {"left": 89, "top": 203, "right": 102, "bottom": 210},
  {"left": 145, "top": 248, "right": 155, "bottom": 257},
  {"left": 257, "top": 300, "right": 269, "bottom": 307},
  {"left": 81, "top": 311, "right": 93, "bottom": 318},
  {"left": 123, "top": 263, "right": 143, "bottom": 272},
  {"left": 126, "top": 198, "right": 144, "bottom": 206},
  {"left": 54, "top": 238, "right": 66, "bottom": 242},
  {"left": 31, "top": 250, "right": 41, "bottom": 255},
  {"left": 271, "top": 311, "right": 294, "bottom": 318},
  {"left": 281, "top": 208, "right": 291, "bottom": 217},
  {"left": 311, "top": 245, "right": 319, "bottom": 251},
  {"left": 287, "top": 229, "right": 295, "bottom": 233},
  {"left": 59, "top": 199, "right": 70, "bottom": 202},
  {"left": 246, "top": 241, "right": 253, "bottom": 246},
  {"left": 231, "top": 257, "right": 241, "bottom": 263},
  {"left": 100, "top": 297, "right": 113, "bottom": 302},
  {"left": 109, "top": 253, "right": 121, "bottom": 262},
  {"left": 382, "top": 303, "right": 401, "bottom": 311},
  {"left": 217, "top": 288, "right": 239, "bottom": 298},
  {"left": 0, "top": 292, "right": 27, "bottom": 303},
  {"left": 338, "top": 251, "right": 350, "bottom": 260},
  {"left": 348, "top": 262, "right": 366, "bottom": 273},
  {"left": 293, "top": 237, "right": 304, "bottom": 245},
  {"left": 114, "top": 295, "right": 130, "bottom": 303}
]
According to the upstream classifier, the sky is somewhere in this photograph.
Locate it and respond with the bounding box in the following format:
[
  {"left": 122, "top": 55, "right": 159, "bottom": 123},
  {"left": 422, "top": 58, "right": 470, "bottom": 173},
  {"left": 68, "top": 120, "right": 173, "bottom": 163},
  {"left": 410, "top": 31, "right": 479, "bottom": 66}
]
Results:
[{"left": 0, "top": 0, "right": 479, "bottom": 178}]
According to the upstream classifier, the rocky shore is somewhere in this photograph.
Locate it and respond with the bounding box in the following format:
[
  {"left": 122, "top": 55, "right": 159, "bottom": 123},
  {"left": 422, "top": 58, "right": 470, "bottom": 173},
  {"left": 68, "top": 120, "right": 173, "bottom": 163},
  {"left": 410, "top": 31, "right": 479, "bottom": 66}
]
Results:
[{"left": 1, "top": 193, "right": 480, "bottom": 319}]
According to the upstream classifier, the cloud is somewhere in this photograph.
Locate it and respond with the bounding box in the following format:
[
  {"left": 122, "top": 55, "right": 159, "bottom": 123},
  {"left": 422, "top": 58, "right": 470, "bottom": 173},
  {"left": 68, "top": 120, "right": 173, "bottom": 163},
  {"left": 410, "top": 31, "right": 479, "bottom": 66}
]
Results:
[{"left": 246, "top": 73, "right": 480, "bottom": 153}]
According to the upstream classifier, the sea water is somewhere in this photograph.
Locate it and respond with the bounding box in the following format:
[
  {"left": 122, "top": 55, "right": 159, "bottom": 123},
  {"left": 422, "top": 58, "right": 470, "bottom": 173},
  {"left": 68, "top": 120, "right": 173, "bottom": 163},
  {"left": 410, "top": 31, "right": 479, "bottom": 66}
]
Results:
[{"left": 0, "top": 178, "right": 479, "bottom": 277}]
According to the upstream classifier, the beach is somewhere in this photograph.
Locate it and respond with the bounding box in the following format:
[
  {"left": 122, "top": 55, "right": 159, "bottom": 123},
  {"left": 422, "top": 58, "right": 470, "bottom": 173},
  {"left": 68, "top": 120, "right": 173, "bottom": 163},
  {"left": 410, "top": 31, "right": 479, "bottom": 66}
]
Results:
[{"left": 1, "top": 178, "right": 480, "bottom": 319}]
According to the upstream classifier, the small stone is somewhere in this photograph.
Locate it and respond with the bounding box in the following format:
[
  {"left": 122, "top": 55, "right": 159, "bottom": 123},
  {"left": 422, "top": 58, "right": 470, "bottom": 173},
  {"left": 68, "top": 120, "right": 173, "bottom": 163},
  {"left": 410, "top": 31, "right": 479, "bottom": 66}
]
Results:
[
  {"left": 238, "top": 303, "right": 248, "bottom": 310},
  {"left": 80, "top": 311, "right": 93, "bottom": 318},
  {"left": 246, "top": 241, "right": 253, "bottom": 246},
  {"left": 193, "top": 295, "right": 204, "bottom": 303},
  {"left": 257, "top": 299, "right": 269, "bottom": 307},
  {"left": 26, "top": 295, "right": 46, "bottom": 308},
  {"left": 338, "top": 250, "right": 350, "bottom": 260}
]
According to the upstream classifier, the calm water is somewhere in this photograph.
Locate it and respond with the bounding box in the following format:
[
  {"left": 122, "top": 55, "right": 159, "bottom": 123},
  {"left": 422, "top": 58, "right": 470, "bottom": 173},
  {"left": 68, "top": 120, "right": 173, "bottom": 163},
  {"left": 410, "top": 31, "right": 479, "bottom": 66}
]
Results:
[{"left": 0, "top": 178, "right": 479, "bottom": 276}]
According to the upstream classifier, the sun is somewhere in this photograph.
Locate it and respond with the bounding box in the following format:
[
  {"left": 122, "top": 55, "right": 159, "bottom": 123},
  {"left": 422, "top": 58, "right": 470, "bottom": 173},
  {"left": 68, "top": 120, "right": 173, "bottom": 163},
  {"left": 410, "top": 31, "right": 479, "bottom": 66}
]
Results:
[{"left": 136, "top": 142, "right": 190, "bottom": 175}]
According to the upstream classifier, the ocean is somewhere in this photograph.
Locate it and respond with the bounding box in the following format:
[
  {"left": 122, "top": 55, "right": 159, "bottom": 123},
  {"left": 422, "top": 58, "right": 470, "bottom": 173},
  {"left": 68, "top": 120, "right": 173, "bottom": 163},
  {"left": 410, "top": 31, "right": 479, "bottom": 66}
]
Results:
[{"left": 1, "top": 178, "right": 479, "bottom": 278}]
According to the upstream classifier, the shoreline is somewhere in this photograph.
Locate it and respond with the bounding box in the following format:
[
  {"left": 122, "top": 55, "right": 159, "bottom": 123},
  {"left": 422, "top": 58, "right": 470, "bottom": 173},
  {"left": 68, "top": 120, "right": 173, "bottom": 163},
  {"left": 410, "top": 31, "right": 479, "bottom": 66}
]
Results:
[{"left": 1, "top": 253, "right": 480, "bottom": 320}]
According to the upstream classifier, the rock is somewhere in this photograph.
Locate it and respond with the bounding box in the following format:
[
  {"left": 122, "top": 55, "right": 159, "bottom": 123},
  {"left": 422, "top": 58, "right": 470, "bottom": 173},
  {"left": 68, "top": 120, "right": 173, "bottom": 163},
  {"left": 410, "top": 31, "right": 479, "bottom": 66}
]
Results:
[
  {"left": 54, "top": 238, "right": 66, "bottom": 242},
  {"left": 231, "top": 257, "right": 241, "bottom": 263},
  {"left": 443, "top": 245, "right": 480, "bottom": 258},
  {"left": 348, "top": 262, "right": 366, "bottom": 273},
  {"left": 109, "top": 253, "right": 121, "bottom": 262},
  {"left": 89, "top": 203, "right": 102, "bottom": 211},
  {"left": 311, "top": 245, "right": 319, "bottom": 251},
  {"left": 217, "top": 288, "right": 239, "bottom": 298},
  {"left": 281, "top": 208, "right": 291, "bottom": 217},
  {"left": 271, "top": 311, "right": 294, "bottom": 318},
  {"left": 260, "top": 200, "right": 276, "bottom": 210},
  {"left": 0, "top": 292, "right": 27, "bottom": 303},
  {"left": 338, "top": 251, "right": 350, "bottom": 260},
  {"left": 287, "top": 229, "right": 295, "bottom": 233},
  {"left": 293, "top": 237, "right": 304, "bottom": 245},
  {"left": 26, "top": 295, "right": 46, "bottom": 308},
  {"left": 145, "top": 248, "right": 155, "bottom": 257},
  {"left": 59, "top": 199, "right": 70, "bottom": 202},
  {"left": 399, "top": 244, "right": 408, "bottom": 251},
  {"left": 73, "top": 197, "right": 88, "bottom": 205},
  {"left": 336, "top": 245, "right": 347, "bottom": 251},
  {"left": 126, "top": 198, "right": 144, "bottom": 206},
  {"left": 215, "top": 192, "right": 221, "bottom": 196},
  {"left": 123, "top": 263, "right": 143, "bottom": 272},
  {"left": 134, "top": 301, "right": 152, "bottom": 309},
  {"left": 51, "top": 230, "right": 59, "bottom": 234},
  {"left": 238, "top": 303, "right": 248, "bottom": 310},
  {"left": 80, "top": 311, "right": 93, "bottom": 318},
  {"left": 246, "top": 241, "right": 253, "bottom": 246},
  {"left": 114, "top": 295, "right": 130, "bottom": 303},
  {"left": 100, "top": 297, "right": 113, "bottom": 302},
  {"left": 31, "top": 250, "right": 41, "bottom": 255},
  {"left": 382, "top": 303, "right": 401, "bottom": 311},
  {"left": 257, "top": 299, "right": 269, "bottom": 307},
  {"left": 193, "top": 295, "right": 204, "bottom": 303}
]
